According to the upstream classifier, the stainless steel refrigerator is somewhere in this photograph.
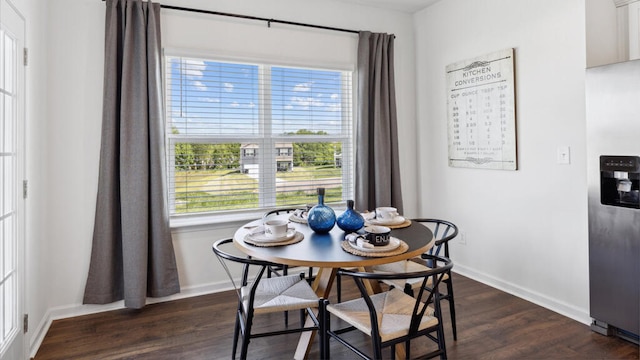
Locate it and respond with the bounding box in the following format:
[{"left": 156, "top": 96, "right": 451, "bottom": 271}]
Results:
[{"left": 586, "top": 59, "right": 640, "bottom": 343}]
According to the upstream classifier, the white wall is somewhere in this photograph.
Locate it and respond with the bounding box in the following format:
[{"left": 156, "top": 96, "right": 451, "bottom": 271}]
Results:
[
  {"left": 20, "top": 0, "right": 625, "bottom": 356},
  {"left": 415, "top": 0, "right": 591, "bottom": 323},
  {"left": 25, "top": 0, "right": 417, "bottom": 355}
]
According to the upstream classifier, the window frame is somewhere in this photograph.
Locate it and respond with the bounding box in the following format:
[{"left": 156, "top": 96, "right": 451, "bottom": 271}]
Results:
[{"left": 164, "top": 50, "right": 356, "bottom": 226}]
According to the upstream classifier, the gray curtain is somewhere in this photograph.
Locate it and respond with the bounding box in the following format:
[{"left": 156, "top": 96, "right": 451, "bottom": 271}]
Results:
[
  {"left": 83, "top": 0, "right": 180, "bottom": 309},
  {"left": 355, "top": 31, "right": 403, "bottom": 213}
]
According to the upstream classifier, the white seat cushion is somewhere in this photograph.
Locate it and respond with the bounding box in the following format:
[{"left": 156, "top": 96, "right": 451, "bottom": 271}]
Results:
[
  {"left": 327, "top": 288, "right": 437, "bottom": 343},
  {"left": 241, "top": 274, "right": 319, "bottom": 314}
]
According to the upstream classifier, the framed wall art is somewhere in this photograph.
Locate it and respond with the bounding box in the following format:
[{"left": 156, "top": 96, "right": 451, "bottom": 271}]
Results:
[{"left": 446, "top": 48, "right": 517, "bottom": 170}]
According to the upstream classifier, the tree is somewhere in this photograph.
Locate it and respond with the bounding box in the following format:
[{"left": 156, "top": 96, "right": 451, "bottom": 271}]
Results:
[
  {"left": 288, "top": 129, "right": 337, "bottom": 167},
  {"left": 172, "top": 127, "right": 241, "bottom": 171}
]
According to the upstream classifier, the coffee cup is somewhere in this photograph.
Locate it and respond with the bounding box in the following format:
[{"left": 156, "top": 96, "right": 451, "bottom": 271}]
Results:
[
  {"left": 364, "top": 225, "right": 391, "bottom": 246},
  {"left": 375, "top": 207, "right": 399, "bottom": 221},
  {"left": 264, "top": 219, "right": 289, "bottom": 238}
]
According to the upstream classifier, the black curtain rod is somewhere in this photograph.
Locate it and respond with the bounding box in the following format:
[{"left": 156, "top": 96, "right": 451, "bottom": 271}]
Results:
[
  {"left": 163, "top": 5, "right": 360, "bottom": 35},
  {"left": 102, "top": 1, "right": 361, "bottom": 35}
]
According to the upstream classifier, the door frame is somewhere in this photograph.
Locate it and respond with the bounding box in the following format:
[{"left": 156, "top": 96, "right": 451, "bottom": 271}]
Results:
[{"left": 0, "top": 0, "right": 26, "bottom": 359}]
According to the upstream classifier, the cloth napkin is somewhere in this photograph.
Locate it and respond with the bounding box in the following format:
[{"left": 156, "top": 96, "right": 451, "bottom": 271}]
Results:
[{"left": 345, "top": 233, "right": 374, "bottom": 249}]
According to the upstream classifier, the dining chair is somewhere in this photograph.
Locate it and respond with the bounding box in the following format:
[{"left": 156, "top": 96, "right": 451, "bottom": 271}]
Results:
[
  {"left": 262, "top": 207, "right": 316, "bottom": 325},
  {"left": 372, "top": 218, "right": 459, "bottom": 340},
  {"left": 320, "top": 254, "right": 453, "bottom": 360},
  {"left": 212, "top": 238, "right": 322, "bottom": 360},
  {"left": 262, "top": 208, "right": 315, "bottom": 281}
]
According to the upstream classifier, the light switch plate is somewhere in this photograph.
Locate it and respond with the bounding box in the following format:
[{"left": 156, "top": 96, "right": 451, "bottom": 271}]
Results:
[{"left": 557, "top": 146, "right": 571, "bottom": 164}]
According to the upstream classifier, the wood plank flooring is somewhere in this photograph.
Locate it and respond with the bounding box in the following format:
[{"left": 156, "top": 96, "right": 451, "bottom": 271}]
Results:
[{"left": 34, "top": 273, "right": 639, "bottom": 359}]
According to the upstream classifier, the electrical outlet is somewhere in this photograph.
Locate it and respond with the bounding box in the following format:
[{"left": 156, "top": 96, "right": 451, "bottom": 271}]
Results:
[{"left": 458, "top": 230, "right": 466, "bottom": 245}]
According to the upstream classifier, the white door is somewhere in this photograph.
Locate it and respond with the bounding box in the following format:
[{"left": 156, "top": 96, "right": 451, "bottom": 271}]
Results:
[{"left": 0, "top": 0, "right": 25, "bottom": 359}]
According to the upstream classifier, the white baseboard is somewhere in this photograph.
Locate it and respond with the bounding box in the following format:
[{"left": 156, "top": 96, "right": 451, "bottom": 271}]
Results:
[
  {"left": 29, "top": 280, "right": 233, "bottom": 358},
  {"left": 452, "top": 264, "right": 591, "bottom": 326}
]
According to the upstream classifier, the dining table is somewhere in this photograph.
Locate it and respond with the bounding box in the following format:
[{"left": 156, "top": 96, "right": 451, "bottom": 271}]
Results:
[{"left": 232, "top": 211, "right": 435, "bottom": 360}]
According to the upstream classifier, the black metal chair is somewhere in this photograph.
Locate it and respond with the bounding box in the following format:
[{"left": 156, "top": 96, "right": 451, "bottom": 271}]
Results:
[
  {"left": 373, "top": 218, "right": 459, "bottom": 340},
  {"left": 212, "top": 238, "right": 322, "bottom": 360},
  {"left": 320, "top": 254, "right": 453, "bottom": 360},
  {"left": 262, "top": 208, "right": 315, "bottom": 281}
]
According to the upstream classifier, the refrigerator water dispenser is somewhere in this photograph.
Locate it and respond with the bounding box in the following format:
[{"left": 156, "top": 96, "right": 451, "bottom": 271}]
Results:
[{"left": 600, "top": 155, "right": 640, "bottom": 209}]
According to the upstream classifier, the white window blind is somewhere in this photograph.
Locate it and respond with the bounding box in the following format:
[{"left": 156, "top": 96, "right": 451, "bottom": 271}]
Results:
[{"left": 165, "top": 55, "right": 354, "bottom": 215}]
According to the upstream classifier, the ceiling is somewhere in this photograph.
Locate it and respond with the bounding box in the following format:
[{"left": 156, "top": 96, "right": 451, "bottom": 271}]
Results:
[{"left": 333, "top": 0, "right": 442, "bottom": 13}]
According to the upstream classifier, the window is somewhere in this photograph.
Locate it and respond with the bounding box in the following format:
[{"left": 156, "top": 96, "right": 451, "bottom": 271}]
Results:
[{"left": 165, "top": 55, "right": 354, "bottom": 216}]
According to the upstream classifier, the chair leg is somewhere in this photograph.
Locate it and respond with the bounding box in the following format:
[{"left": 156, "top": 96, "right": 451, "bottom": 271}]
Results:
[
  {"left": 403, "top": 283, "right": 415, "bottom": 297},
  {"left": 307, "top": 266, "right": 314, "bottom": 283},
  {"left": 240, "top": 313, "right": 253, "bottom": 360},
  {"left": 445, "top": 272, "right": 457, "bottom": 341},
  {"left": 320, "top": 300, "right": 330, "bottom": 360},
  {"left": 232, "top": 309, "right": 241, "bottom": 359},
  {"left": 434, "top": 293, "right": 447, "bottom": 360},
  {"left": 372, "top": 337, "right": 383, "bottom": 360},
  {"left": 336, "top": 273, "right": 342, "bottom": 302},
  {"left": 283, "top": 266, "right": 290, "bottom": 326}
]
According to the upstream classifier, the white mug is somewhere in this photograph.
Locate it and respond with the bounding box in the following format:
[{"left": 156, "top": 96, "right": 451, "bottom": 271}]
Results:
[
  {"left": 264, "top": 219, "right": 288, "bottom": 238},
  {"left": 375, "top": 207, "right": 399, "bottom": 221}
]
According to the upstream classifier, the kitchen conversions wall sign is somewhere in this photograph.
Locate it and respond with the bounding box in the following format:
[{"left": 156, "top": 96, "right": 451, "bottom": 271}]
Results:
[{"left": 446, "top": 48, "right": 517, "bottom": 170}]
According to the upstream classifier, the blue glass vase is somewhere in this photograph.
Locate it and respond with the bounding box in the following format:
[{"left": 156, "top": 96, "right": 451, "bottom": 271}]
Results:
[
  {"left": 307, "top": 188, "right": 336, "bottom": 234},
  {"left": 337, "top": 200, "right": 365, "bottom": 233}
]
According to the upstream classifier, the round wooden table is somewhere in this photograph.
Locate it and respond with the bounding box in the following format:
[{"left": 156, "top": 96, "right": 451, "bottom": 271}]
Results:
[{"left": 233, "top": 214, "right": 435, "bottom": 359}]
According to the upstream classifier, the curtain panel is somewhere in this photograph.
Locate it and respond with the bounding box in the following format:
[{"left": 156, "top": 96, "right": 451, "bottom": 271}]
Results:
[
  {"left": 83, "top": 0, "right": 180, "bottom": 309},
  {"left": 355, "top": 31, "right": 403, "bottom": 213}
]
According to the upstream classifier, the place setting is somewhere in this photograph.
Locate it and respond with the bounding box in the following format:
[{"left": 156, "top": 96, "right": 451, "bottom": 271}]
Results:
[
  {"left": 362, "top": 206, "right": 412, "bottom": 229},
  {"left": 244, "top": 219, "right": 304, "bottom": 247},
  {"left": 341, "top": 225, "right": 408, "bottom": 257},
  {"left": 288, "top": 205, "right": 312, "bottom": 224}
]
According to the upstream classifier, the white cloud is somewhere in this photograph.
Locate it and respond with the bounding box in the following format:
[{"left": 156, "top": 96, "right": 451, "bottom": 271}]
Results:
[
  {"left": 293, "top": 82, "right": 312, "bottom": 92},
  {"left": 184, "top": 59, "right": 206, "bottom": 78},
  {"left": 192, "top": 80, "right": 207, "bottom": 91},
  {"left": 230, "top": 102, "right": 240, "bottom": 108},
  {"left": 224, "top": 83, "right": 234, "bottom": 92},
  {"left": 290, "top": 96, "right": 323, "bottom": 109}
]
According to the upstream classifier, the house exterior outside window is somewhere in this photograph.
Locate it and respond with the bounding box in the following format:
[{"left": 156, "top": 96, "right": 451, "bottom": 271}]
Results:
[{"left": 241, "top": 143, "right": 293, "bottom": 174}]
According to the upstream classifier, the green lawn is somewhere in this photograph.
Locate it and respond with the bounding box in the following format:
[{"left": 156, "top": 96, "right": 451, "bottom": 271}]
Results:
[{"left": 174, "top": 166, "right": 343, "bottom": 213}]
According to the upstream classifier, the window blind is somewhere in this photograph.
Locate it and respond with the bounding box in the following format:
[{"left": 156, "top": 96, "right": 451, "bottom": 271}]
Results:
[{"left": 165, "top": 55, "right": 354, "bottom": 215}]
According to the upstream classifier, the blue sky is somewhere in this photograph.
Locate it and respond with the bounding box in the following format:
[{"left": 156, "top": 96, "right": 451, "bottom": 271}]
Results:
[{"left": 167, "top": 57, "right": 348, "bottom": 136}]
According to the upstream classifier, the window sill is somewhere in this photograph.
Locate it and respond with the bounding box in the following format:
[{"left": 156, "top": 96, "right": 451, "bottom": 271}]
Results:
[
  {"left": 169, "top": 204, "right": 348, "bottom": 233},
  {"left": 169, "top": 210, "right": 264, "bottom": 233}
]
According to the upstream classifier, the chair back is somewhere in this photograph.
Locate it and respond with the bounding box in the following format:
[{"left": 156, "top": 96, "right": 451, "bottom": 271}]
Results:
[
  {"left": 212, "top": 238, "right": 279, "bottom": 310},
  {"left": 262, "top": 207, "right": 299, "bottom": 220},
  {"left": 412, "top": 218, "right": 458, "bottom": 258},
  {"left": 337, "top": 254, "right": 453, "bottom": 339}
]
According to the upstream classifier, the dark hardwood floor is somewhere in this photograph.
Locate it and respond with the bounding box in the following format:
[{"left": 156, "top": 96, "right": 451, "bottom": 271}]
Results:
[{"left": 34, "top": 273, "right": 639, "bottom": 359}]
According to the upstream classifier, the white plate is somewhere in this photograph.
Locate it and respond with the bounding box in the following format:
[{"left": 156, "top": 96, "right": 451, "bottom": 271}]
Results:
[
  {"left": 367, "top": 216, "right": 406, "bottom": 226},
  {"left": 247, "top": 226, "right": 297, "bottom": 243},
  {"left": 350, "top": 237, "right": 401, "bottom": 253}
]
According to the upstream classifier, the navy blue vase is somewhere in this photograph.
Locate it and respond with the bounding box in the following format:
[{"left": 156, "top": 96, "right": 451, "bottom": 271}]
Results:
[
  {"left": 337, "top": 200, "right": 365, "bottom": 232},
  {"left": 307, "top": 188, "right": 336, "bottom": 234}
]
